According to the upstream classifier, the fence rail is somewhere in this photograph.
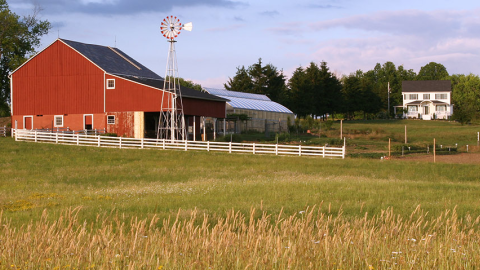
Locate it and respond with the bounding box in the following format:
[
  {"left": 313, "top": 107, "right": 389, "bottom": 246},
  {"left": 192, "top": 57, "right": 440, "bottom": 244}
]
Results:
[
  {"left": 13, "top": 129, "right": 345, "bottom": 158},
  {"left": 0, "top": 126, "right": 7, "bottom": 137}
]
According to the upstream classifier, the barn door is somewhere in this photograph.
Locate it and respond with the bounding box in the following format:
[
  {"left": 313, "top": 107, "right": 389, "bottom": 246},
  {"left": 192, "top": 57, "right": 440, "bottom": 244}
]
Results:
[
  {"left": 84, "top": 114, "right": 93, "bottom": 130},
  {"left": 24, "top": 116, "right": 33, "bottom": 130}
]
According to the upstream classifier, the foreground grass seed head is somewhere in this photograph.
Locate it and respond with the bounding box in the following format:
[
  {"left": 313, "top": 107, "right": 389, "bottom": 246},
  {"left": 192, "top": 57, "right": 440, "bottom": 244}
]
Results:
[{"left": 1, "top": 206, "right": 480, "bottom": 268}]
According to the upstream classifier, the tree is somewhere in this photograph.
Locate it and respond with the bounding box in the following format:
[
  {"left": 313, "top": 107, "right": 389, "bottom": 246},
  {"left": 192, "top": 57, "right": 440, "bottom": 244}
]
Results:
[
  {"left": 416, "top": 62, "right": 449, "bottom": 81},
  {"left": 224, "top": 59, "right": 287, "bottom": 104},
  {"left": 0, "top": 0, "right": 50, "bottom": 116},
  {"left": 451, "top": 74, "right": 480, "bottom": 124},
  {"left": 224, "top": 66, "right": 253, "bottom": 93},
  {"left": 178, "top": 77, "right": 202, "bottom": 91}
]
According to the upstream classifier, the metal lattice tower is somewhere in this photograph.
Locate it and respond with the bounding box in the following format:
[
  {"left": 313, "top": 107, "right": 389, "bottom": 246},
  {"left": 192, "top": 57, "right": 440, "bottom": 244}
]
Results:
[{"left": 157, "top": 16, "right": 192, "bottom": 141}]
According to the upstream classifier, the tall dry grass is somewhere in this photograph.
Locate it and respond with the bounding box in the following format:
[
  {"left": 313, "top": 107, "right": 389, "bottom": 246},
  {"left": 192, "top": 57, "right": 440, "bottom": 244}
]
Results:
[{"left": 1, "top": 205, "right": 479, "bottom": 269}]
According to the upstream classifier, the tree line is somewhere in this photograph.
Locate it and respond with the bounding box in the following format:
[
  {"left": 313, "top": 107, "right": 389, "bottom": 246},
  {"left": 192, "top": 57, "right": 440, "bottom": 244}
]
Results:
[{"left": 224, "top": 59, "right": 480, "bottom": 124}]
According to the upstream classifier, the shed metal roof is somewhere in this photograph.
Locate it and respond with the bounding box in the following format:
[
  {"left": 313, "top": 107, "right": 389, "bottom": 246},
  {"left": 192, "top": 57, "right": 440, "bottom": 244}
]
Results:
[
  {"left": 204, "top": 88, "right": 293, "bottom": 114},
  {"left": 61, "top": 39, "right": 163, "bottom": 80}
]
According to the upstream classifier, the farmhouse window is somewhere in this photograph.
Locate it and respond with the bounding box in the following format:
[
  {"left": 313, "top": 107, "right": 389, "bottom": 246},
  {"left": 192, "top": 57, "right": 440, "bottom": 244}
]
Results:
[
  {"left": 408, "top": 94, "right": 418, "bottom": 100},
  {"left": 423, "top": 94, "right": 430, "bottom": 100},
  {"left": 54, "top": 115, "right": 64, "bottom": 127},
  {"left": 107, "top": 115, "right": 115, "bottom": 124},
  {"left": 436, "top": 105, "right": 446, "bottom": 112},
  {"left": 107, "top": 79, "right": 115, "bottom": 89},
  {"left": 407, "top": 105, "right": 418, "bottom": 112},
  {"left": 435, "top": 93, "right": 447, "bottom": 99}
]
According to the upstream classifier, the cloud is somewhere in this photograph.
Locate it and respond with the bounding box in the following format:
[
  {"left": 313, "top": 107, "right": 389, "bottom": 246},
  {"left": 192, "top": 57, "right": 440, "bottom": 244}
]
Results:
[
  {"left": 260, "top": 10, "right": 279, "bottom": 17},
  {"left": 16, "top": 0, "right": 245, "bottom": 15}
]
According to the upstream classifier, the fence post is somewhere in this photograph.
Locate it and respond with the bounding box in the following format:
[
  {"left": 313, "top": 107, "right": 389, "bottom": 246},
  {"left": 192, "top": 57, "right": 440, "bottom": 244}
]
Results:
[
  {"left": 34, "top": 130, "right": 37, "bottom": 142},
  {"left": 299, "top": 145, "right": 302, "bottom": 156},
  {"left": 342, "top": 145, "right": 345, "bottom": 159},
  {"left": 163, "top": 139, "right": 165, "bottom": 150},
  {"left": 275, "top": 143, "right": 278, "bottom": 155},
  {"left": 229, "top": 142, "right": 232, "bottom": 153},
  {"left": 207, "top": 141, "right": 210, "bottom": 152},
  {"left": 98, "top": 135, "right": 101, "bottom": 147},
  {"left": 253, "top": 143, "right": 255, "bottom": 154},
  {"left": 141, "top": 138, "right": 144, "bottom": 149},
  {"left": 56, "top": 133, "right": 58, "bottom": 144},
  {"left": 119, "top": 137, "right": 122, "bottom": 149},
  {"left": 185, "top": 140, "right": 188, "bottom": 151},
  {"left": 323, "top": 146, "right": 325, "bottom": 158},
  {"left": 77, "top": 134, "right": 80, "bottom": 145}
]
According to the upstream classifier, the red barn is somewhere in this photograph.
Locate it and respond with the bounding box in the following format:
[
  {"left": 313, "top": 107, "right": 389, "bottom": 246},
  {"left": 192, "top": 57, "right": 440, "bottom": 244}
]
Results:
[{"left": 10, "top": 39, "right": 226, "bottom": 139}]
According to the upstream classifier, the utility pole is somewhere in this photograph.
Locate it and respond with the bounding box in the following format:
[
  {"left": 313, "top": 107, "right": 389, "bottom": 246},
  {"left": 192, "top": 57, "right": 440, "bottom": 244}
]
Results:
[{"left": 388, "top": 82, "right": 391, "bottom": 119}]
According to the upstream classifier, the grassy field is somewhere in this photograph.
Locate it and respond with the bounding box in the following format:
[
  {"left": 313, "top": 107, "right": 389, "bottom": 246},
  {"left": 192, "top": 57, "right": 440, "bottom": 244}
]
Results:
[{"left": 1, "top": 120, "right": 480, "bottom": 268}]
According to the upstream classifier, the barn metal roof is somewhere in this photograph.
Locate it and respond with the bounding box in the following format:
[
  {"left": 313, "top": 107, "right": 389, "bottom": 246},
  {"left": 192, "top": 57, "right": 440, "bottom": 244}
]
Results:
[
  {"left": 61, "top": 39, "right": 163, "bottom": 80},
  {"left": 204, "top": 88, "right": 293, "bottom": 114},
  {"left": 117, "top": 75, "right": 228, "bottom": 102}
]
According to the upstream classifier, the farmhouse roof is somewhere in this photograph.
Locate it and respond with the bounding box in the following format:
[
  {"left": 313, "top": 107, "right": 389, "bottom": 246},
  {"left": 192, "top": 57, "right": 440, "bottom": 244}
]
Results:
[
  {"left": 402, "top": 80, "right": 451, "bottom": 93},
  {"left": 61, "top": 39, "right": 163, "bottom": 80},
  {"left": 117, "top": 75, "right": 228, "bottom": 102},
  {"left": 204, "top": 88, "right": 294, "bottom": 114}
]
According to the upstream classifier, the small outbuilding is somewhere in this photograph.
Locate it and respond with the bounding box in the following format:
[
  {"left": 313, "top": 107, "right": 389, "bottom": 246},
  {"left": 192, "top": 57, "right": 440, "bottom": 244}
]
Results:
[{"left": 204, "top": 88, "right": 294, "bottom": 134}]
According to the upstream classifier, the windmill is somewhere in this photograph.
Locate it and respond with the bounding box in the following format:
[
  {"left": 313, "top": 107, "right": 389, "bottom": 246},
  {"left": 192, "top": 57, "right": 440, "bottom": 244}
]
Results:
[{"left": 157, "top": 16, "right": 193, "bottom": 141}]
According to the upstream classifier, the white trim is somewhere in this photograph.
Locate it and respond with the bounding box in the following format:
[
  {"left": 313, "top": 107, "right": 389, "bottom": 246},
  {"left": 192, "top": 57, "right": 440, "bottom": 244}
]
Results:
[
  {"left": 107, "top": 74, "right": 170, "bottom": 94},
  {"left": 54, "top": 115, "right": 64, "bottom": 127},
  {"left": 23, "top": 115, "right": 33, "bottom": 129},
  {"left": 104, "top": 72, "right": 106, "bottom": 113},
  {"left": 10, "top": 75, "right": 13, "bottom": 115},
  {"left": 106, "top": 79, "right": 115, "bottom": 89},
  {"left": 9, "top": 39, "right": 60, "bottom": 76},
  {"left": 107, "top": 115, "right": 115, "bottom": 124},
  {"left": 83, "top": 114, "right": 94, "bottom": 129}
]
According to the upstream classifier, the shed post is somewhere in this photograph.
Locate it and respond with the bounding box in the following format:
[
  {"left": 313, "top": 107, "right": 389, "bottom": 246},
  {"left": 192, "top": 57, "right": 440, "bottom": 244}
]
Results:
[
  {"left": 213, "top": 118, "right": 217, "bottom": 140},
  {"left": 193, "top": 116, "right": 196, "bottom": 141}
]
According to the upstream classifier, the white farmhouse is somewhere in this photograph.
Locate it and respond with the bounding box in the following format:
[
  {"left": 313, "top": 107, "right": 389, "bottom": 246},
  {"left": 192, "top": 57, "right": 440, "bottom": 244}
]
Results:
[{"left": 401, "top": 80, "right": 453, "bottom": 120}]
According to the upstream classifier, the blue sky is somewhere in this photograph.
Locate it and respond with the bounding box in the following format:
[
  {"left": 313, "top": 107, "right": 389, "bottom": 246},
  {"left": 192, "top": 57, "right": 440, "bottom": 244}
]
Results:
[{"left": 9, "top": 0, "right": 480, "bottom": 88}]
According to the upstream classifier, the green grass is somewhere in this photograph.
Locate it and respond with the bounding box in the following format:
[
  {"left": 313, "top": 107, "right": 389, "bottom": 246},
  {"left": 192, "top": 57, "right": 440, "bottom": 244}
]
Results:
[{"left": 2, "top": 136, "right": 480, "bottom": 228}]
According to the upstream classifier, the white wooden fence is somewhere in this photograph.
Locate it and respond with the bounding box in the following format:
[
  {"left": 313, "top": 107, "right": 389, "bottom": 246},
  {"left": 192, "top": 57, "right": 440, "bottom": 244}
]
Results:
[
  {"left": 0, "top": 126, "right": 7, "bottom": 137},
  {"left": 13, "top": 129, "right": 345, "bottom": 158}
]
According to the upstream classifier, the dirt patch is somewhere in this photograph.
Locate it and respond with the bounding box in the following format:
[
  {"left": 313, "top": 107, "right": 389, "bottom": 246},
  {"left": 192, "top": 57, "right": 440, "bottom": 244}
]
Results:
[{"left": 394, "top": 152, "right": 480, "bottom": 164}]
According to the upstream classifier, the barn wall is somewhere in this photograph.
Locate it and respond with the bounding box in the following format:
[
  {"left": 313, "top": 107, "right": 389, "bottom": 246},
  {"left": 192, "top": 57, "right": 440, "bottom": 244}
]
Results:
[
  {"left": 12, "top": 40, "right": 105, "bottom": 116},
  {"left": 183, "top": 98, "right": 226, "bottom": 118},
  {"left": 105, "top": 75, "right": 172, "bottom": 112},
  {"left": 11, "top": 113, "right": 106, "bottom": 131},
  {"left": 105, "top": 111, "right": 135, "bottom": 137}
]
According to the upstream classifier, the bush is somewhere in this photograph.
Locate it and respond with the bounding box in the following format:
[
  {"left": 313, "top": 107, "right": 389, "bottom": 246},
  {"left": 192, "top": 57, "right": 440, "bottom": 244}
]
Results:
[{"left": 215, "top": 134, "right": 243, "bottom": 143}]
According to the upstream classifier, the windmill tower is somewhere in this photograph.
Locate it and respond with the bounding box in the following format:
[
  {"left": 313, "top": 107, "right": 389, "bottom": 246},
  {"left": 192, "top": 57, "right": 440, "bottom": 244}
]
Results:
[{"left": 157, "top": 16, "right": 193, "bottom": 141}]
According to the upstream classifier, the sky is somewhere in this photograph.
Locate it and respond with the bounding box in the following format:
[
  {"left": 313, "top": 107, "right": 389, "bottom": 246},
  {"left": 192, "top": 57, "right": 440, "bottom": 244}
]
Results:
[{"left": 9, "top": 0, "right": 480, "bottom": 88}]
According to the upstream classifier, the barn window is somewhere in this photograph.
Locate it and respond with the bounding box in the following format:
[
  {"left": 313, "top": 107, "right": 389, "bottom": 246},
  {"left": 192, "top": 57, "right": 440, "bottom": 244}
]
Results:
[
  {"left": 107, "top": 115, "right": 115, "bottom": 124},
  {"left": 54, "top": 115, "right": 64, "bottom": 127},
  {"left": 107, "top": 79, "right": 115, "bottom": 89}
]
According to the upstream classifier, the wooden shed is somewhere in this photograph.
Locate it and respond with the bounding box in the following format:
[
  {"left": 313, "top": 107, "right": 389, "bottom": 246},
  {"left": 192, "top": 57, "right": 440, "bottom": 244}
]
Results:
[{"left": 10, "top": 39, "right": 226, "bottom": 139}]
